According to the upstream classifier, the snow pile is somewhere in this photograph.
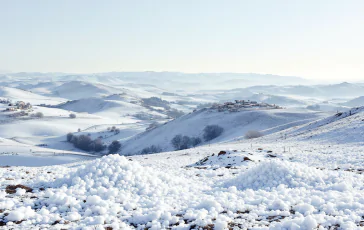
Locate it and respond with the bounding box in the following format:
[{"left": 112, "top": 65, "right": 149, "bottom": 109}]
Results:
[
  {"left": 1, "top": 152, "right": 363, "bottom": 228},
  {"left": 189, "top": 150, "right": 264, "bottom": 169},
  {"left": 41, "top": 155, "right": 203, "bottom": 228},
  {"left": 225, "top": 160, "right": 353, "bottom": 191}
]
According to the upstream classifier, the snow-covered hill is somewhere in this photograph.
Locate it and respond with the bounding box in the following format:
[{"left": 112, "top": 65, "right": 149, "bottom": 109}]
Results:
[
  {"left": 56, "top": 97, "right": 172, "bottom": 121},
  {"left": 52, "top": 81, "right": 124, "bottom": 100},
  {"left": 272, "top": 106, "right": 364, "bottom": 144},
  {"left": 343, "top": 96, "right": 364, "bottom": 107},
  {"left": 247, "top": 93, "right": 307, "bottom": 107},
  {"left": 306, "top": 102, "right": 350, "bottom": 112},
  {"left": 245, "top": 82, "right": 364, "bottom": 99},
  {"left": 121, "top": 108, "right": 326, "bottom": 155},
  {"left": 0, "top": 86, "right": 65, "bottom": 105}
]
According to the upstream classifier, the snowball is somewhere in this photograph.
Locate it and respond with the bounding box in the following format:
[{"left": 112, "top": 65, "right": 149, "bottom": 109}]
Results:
[
  {"left": 303, "top": 215, "right": 317, "bottom": 229},
  {"left": 294, "top": 204, "right": 315, "bottom": 215},
  {"left": 16, "top": 188, "right": 26, "bottom": 196},
  {"left": 330, "top": 182, "right": 352, "bottom": 192},
  {"left": 270, "top": 200, "right": 289, "bottom": 211},
  {"left": 7, "top": 210, "right": 25, "bottom": 222},
  {"left": 0, "top": 200, "right": 15, "bottom": 209},
  {"left": 197, "top": 200, "right": 223, "bottom": 212},
  {"left": 66, "top": 212, "right": 81, "bottom": 221},
  {"left": 86, "top": 195, "right": 102, "bottom": 205},
  {"left": 7, "top": 206, "right": 35, "bottom": 222},
  {"left": 214, "top": 220, "right": 228, "bottom": 230}
]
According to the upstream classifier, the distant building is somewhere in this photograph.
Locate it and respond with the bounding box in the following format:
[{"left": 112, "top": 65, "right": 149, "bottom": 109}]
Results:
[
  {"left": 15, "top": 101, "right": 32, "bottom": 110},
  {"left": 210, "top": 99, "right": 282, "bottom": 112},
  {"left": 6, "top": 107, "right": 17, "bottom": 111}
]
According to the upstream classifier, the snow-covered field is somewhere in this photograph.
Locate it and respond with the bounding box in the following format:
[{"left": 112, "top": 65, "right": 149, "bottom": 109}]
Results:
[
  {"left": 0, "top": 73, "right": 363, "bottom": 229},
  {"left": 1, "top": 139, "right": 363, "bottom": 228}
]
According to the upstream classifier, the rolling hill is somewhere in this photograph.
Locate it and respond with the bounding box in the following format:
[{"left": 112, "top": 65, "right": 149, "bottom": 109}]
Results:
[
  {"left": 121, "top": 107, "right": 327, "bottom": 155},
  {"left": 342, "top": 96, "right": 364, "bottom": 107},
  {"left": 0, "top": 86, "right": 65, "bottom": 105},
  {"left": 274, "top": 106, "right": 364, "bottom": 144}
]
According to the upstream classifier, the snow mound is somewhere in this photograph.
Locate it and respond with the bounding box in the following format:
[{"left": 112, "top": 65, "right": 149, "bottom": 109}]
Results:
[
  {"left": 189, "top": 150, "right": 264, "bottom": 169},
  {"left": 57, "top": 155, "right": 187, "bottom": 196},
  {"left": 43, "top": 155, "right": 202, "bottom": 228},
  {"left": 225, "top": 160, "right": 348, "bottom": 190}
]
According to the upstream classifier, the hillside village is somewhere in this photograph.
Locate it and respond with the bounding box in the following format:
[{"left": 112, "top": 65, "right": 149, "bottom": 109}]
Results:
[
  {"left": 210, "top": 100, "right": 282, "bottom": 112},
  {"left": 0, "top": 99, "right": 33, "bottom": 117}
]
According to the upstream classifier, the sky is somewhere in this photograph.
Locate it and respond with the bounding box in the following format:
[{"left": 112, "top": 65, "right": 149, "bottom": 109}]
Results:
[{"left": 1, "top": 0, "right": 364, "bottom": 81}]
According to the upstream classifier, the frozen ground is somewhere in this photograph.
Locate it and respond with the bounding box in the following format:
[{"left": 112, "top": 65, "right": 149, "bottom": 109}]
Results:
[
  {"left": 0, "top": 141, "right": 363, "bottom": 229},
  {"left": 0, "top": 107, "right": 363, "bottom": 229}
]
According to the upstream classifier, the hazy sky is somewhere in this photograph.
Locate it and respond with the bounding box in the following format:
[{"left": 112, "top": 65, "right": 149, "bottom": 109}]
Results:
[{"left": 1, "top": 0, "right": 363, "bottom": 81}]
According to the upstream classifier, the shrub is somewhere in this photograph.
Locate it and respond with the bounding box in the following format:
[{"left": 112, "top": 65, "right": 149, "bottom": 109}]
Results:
[
  {"left": 141, "top": 145, "right": 162, "bottom": 154},
  {"left": 68, "top": 134, "right": 106, "bottom": 153},
  {"left": 66, "top": 133, "right": 73, "bottom": 142},
  {"left": 171, "top": 135, "right": 193, "bottom": 150},
  {"left": 203, "top": 125, "right": 224, "bottom": 141},
  {"left": 88, "top": 142, "right": 96, "bottom": 152},
  {"left": 76, "top": 135, "right": 93, "bottom": 151},
  {"left": 191, "top": 137, "right": 202, "bottom": 147},
  {"left": 34, "top": 112, "right": 44, "bottom": 118},
  {"left": 180, "top": 136, "right": 192, "bottom": 150},
  {"left": 69, "top": 113, "right": 76, "bottom": 119},
  {"left": 244, "top": 130, "right": 263, "bottom": 139},
  {"left": 108, "top": 140, "right": 121, "bottom": 154},
  {"left": 94, "top": 138, "right": 106, "bottom": 152},
  {"left": 171, "top": 134, "right": 183, "bottom": 150},
  {"left": 71, "top": 135, "right": 79, "bottom": 145}
]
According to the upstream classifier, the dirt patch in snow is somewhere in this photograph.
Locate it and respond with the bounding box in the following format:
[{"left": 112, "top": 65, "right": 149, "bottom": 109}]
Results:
[{"left": 5, "top": 184, "right": 33, "bottom": 194}]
